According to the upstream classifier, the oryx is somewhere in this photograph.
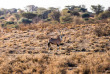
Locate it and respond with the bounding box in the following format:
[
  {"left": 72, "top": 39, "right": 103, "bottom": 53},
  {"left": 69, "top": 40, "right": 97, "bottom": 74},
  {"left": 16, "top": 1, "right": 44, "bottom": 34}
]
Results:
[{"left": 48, "top": 29, "right": 64, "bottom": 51}]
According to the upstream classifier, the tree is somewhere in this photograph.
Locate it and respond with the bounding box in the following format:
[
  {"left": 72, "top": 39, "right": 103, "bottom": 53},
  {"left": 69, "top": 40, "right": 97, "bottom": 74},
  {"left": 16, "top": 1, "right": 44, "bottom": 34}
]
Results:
[
  {"left": 80, "top": 8, "right": 87, "bottom": 12},
  {"left": 36, "top": 7, "right": 47, "bottom": 19},
  {"left": 48, "top": 10, "right": 61, "bottom": 22},
  {"left": 80, "top": 5, "right": 86, "bottom": 8},
  {"left": 98, "top": 11, "right": 110, "bottom": 19},
  {"left": 107, "top": 7, "right": 110, "bottom": 11},
  {"left": 65, "top": 6, "right": 71, "bottom": 10},
  {"left": 14, "top": 13, "right": 21, "bottom": 21},
  {"left": 91, "top": 5, "right": 104, "bottom": 15},
  {"left": 9, "top": 8, "right": 17, "bottom": 13},
  {"left": 37, "top": 7, "right": 47, "bottom": 15},
  {"left": 61, "top": 8, "right": 71, "bottom": 16},
  {"left": 0, "top": 8, "right": 7, "bottom": 16},
  {"left": 0, "top": 10, "right": 4, "bottom": 16},
  {"left": 17, "top": 9, "right": 24, "bottom": 14},
  {"left": 42, "top": 10, "right": 51, "bottom": 19},
  {"left": 65, "top": 5, "right": 76, "bottom": 11},
  {"left": 25, "top": 5, "right": 38, "bottom": 12},
  {"left": 49, "top": 7, "right": 59, "bottom": 11}
]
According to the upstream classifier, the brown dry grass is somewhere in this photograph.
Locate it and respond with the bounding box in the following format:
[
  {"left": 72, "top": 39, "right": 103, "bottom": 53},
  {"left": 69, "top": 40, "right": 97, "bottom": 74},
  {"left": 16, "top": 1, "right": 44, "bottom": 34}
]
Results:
[
  {"left": 0, "top": 22, "right": 110, "bottom": 74},
  {"left": 0, "top": 52, "right": 109, "bottom": 74}
]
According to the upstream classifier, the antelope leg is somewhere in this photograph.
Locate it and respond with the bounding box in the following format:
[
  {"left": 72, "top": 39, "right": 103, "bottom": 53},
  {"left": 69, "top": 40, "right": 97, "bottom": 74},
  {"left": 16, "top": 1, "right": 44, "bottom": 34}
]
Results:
[{"left": 57, "top": 44, "right": 59, "bottom": 52}]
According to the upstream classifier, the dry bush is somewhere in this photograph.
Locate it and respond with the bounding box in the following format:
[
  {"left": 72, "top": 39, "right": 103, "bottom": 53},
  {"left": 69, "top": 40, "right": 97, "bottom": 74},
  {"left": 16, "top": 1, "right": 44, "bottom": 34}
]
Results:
[
  {"left": 94, "top": 24, "right": 110, "bottom": 37},
  {"left": 18, "top": 22, "right": 75, "bottom": 32},
  {"left": 78, "top": 52, "right": 110, "bottom": 74},
  {"left": 19, "top": 24, "right": 39, "bottom": 31},
  {"left": 0, "top": 54, "right": 51, "bottom": 74},
  {"left": 0, "top": 52, "right": 109, "bottom": 74},
  {"left": 72, "top": 16, "right": 85, "bottom": 25}
]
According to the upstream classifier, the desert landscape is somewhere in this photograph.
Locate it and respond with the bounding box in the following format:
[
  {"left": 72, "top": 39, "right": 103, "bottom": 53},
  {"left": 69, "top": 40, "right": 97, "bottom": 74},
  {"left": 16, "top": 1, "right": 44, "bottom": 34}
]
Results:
[
  {"left": 0, "top": 1, "right": 110, "bottom": 74},
  {"left": 0, "top": 23, "right": 110, "bottom": 74}
]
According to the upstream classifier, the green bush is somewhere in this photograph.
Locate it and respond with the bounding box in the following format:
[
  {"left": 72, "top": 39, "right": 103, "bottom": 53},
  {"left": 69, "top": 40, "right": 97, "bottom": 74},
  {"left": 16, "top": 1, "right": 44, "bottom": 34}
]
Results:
[
  {"left": 82, "top": 13, "right": 90, "bottom": 18},
  {"left": 44, "top": 18, "right": 51, "bottom": 22},
  {"left": 71, "top": 11, "right": 80, "bottom": 16},
  {"left": 80, "top": 8, "right": 87, "bottom": 12},
  {"left": 19, "top": 18, "right": 32, "bottom": 24},
  {"left": 0, "top": 17, "right": 4, "bottom": 19},
  {"left": 61, "top": 9, "right": 71, "bottom": 16},
  {"left": 6, "top": 21, "right": 14, "bottom": 24},
  {"left": 1, "top": 24, "right": 5, "bottom": 27},
  {"left": 1, "top": 23, "right": 19, "bottom": 29},
  {"left": 14, "top": 25, "right": 19, "bottom": 29},
  {"left": 84, "top": 18, "right": 89, "bottom": 21},
  {"left": 48, "top": 11, "right": 61, "bottom": 22},
  {"left": 1, "top": 21, "right": 15, "bottom": 28},
  {"left": 60, "top": 16, "right": 72, "bottom": 23},
  {"left": 22, "top": 12, "right": 37, "bottom": 19}
]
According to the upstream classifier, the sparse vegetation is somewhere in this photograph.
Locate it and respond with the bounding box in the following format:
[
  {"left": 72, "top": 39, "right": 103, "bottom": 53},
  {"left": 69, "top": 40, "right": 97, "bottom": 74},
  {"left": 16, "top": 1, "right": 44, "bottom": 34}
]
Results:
[{"left": 0, "top": 3, "right": 110, "bottom": 74}]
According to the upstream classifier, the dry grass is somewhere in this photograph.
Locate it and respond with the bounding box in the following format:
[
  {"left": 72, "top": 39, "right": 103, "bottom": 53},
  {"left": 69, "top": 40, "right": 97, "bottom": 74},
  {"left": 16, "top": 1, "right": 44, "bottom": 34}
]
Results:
[
  {"left": 0, "top": 52, "right": 109, "bottom": 74},
  {"left": 0, "top": 22, "right": 110, "bottom": 74},
  {"left": 94, "top": 23, "right": 110, "bottom": 37}
]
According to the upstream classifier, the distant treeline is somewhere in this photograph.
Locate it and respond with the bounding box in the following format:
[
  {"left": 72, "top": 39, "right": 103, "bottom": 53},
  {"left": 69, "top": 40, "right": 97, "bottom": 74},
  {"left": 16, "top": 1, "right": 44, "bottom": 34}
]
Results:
[{"left": 0, "top": 4, "right": 110, "bottom": 28}]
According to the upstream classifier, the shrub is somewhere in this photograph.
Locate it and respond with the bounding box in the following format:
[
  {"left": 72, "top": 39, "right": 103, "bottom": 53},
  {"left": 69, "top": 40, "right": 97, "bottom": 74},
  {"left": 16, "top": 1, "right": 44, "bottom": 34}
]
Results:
[
  {"left": 14, "top": 13, "right": 21, "bottom": 21},
  {"left": 8, "top": 24, "right": 19, "bottom": 29},
  {"left": 98, "top": 11, "right": 110, "bottom": 19},
  {"left": 82, "top": 13, "right": 90, "bottom": 18},
  {"left": 14, "top": 25, "right": 19, "bottom": 29},
  {"left": 6, "top": 21, "right": 14, "bottom": 24},
  {"left": 1, "top": 21, "right": 15, "bottom": 28},
  {"left": 19, "top": 18, "right": 32, "bottom": 24},
  {"left": 45, "top": 18, "right": 51, "bottom": 22},
  {"left": 61, "top": 9, "right": 71, "bottom": 16},
  {"left": 87, "top": 18, "right": 95, "bottom": 24},
  {"left": 22, "top": 12, "right": 37, "bottom": 19},
  {"left": 0, "top": 17, "right": 4, "bottom": 19},
  {"left": 80, "top": 8, "right": 87, "bottom": 12},
  {"left": 1, "top": 24, "right": 5, "bottom": 27},
  {"left": 73, "top": 16, "right": 85, "bottom": 24},
  {"left": 60, "top": 16, "right": 72, "bottom": 23},
  {"left": 48, "top": 11, "right": 61, "bottom": 22},
  {"left": 94, "top": 24, "right": 110, "bottom": 36},
  {"left": 71, "top": 11, "right": 80, "bottom": 16},
  {"left": 84, "top": 18, "right": 89, "bottom": 21}
]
